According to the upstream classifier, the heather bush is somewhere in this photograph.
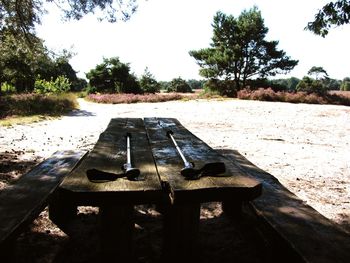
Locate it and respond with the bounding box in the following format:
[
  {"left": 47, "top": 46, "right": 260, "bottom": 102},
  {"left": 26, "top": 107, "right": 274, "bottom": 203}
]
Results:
[
  {"left": 86, "top": 93, "right": 184, "bottom": 104},
  {"left": 237, "top": 88, "right": 350, "bottom": 106},
  {"left": 0, "top": 93, "right": 78, "bottom": 119}
]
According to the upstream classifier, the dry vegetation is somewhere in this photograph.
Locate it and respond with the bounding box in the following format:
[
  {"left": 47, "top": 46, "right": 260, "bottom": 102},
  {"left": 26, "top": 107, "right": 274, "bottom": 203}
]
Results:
[
  {"left": 86, "top": 92, "right": 185, "bottom": 104},
  {"left": 0, "top": 93, "right": 78, "bottom": 119},
  {"left": 238, "top": 88, "right": 350, "bottom": 106}
]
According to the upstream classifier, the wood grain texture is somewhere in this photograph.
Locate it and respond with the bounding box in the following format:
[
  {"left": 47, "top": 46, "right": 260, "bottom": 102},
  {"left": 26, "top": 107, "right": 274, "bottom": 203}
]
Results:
[
  {"left": 0, "top": 150, "right": 87, "bottom": 245},
  {"left": 144, "top": 117, "right": 262, "bottom": 203},
  {"left": 60, "top": 118, "right": 162, "bottom": 205}
]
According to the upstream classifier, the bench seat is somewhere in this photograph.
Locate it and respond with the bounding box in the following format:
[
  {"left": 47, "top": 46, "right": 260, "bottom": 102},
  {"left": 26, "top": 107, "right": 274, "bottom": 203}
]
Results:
[
  {"left": 0, "top": 150, "right": 87, "bottom": 261},
  {"left": 219, "top": 149, "right": 350, "bottom": 263}
]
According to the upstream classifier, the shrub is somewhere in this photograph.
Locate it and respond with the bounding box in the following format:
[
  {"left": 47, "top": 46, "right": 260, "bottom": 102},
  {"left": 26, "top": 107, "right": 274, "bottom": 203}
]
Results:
[
  {"left": 0, "top": 93, "right": 78, "bottom": 119},
  {"left": 167, "top": 77, "right": 192, "bottom": 93},
  {"left": 85, "top": 84, "right": 97, "bottom": 94},
  {"left": 34, "top": 76, "right": 71, "bottom": 94},
  {"left": 1, "top": 82, "right": 16, "bottom": 94},
  {"left": 340, "top": 78, "right": 350, "bottom": 91},
  {"left": 204, "top": 79, "right": 236, "bottom": 97}
]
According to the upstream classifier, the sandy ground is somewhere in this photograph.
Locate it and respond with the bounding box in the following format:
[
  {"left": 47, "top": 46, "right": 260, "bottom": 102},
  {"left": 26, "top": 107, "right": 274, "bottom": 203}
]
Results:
[{"left": 1, "top": 98, "right": 349, "bottom": 261}]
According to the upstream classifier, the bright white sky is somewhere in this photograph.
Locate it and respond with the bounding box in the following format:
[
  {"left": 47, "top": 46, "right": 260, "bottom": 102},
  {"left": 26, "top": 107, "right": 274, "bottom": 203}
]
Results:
[{"left": 36, "top": 0, "right": 350, "bottom": 81}]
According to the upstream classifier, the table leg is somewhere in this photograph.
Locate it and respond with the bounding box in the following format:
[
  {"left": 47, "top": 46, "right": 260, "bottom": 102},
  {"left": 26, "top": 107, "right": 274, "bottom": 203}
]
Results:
[
  {"left": 162, "top": 202, "right": 200, "bottom": 261},
  {"left": 99, "top": 204, "right": 134, "bottom": 262},
  {"left": 49, "top": 190, "right": 77, "bottom": 230},
  {"left": 222, "top": 200, "right": 243, "bottom": 219}
]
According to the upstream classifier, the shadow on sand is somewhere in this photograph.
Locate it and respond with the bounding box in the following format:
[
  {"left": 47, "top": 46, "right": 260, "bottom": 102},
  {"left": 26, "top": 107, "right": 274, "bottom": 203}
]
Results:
[{"left": 66, "top": 109, "right": 96, "bottom": 117}]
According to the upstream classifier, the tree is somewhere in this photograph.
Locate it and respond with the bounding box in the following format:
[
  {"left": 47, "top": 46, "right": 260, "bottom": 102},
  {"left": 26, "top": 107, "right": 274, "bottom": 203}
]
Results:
[
  {"left": 307, "top": 66, "right": 329, "bottom": 80},
  {"left": 0, "top": 29, "right": 82, "bottom": 92},
  {"left": 167, "top": 77, "right": 192, "bottom": 93},
  {"left": 86, "top": 57, "right": 141, "bottom": 94},
  {"left": 0, "top": 0, "right": 138, "bottom": 37},
  {"left": 189, "top": 8, "right": 298, "bottom": 95},
  {"left": 0, "top": 30, "right": 48, "bottom": 92},
  {"left": 306, "top": 0, "right": 350, "bottom": 37},
  {"left": 139, "top": 67, "right": 160, "bottom": 93}
]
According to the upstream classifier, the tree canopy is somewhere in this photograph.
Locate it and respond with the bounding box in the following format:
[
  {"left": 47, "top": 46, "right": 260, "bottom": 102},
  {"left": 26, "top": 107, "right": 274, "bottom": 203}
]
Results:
[
  {"left": 86, "top": 57, "right": 141, "bottom": 94},
  {"left": 189, "top": 8, "right": 298, "bottom": 95},
  {"left": 306, "top": 0, "right": 350, "bottom": 37},
  {"left": 0, "top": 0, "right": 138, "bottom": 37},
  {"left": 307, "top": 66, "right": 329, "bottom": 80}
]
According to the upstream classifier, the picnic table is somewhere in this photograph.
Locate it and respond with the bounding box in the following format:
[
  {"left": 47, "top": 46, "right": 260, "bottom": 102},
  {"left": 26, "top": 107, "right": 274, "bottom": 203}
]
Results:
[{"left": 50, "top": 117, "right": 262, "bottom": 261}]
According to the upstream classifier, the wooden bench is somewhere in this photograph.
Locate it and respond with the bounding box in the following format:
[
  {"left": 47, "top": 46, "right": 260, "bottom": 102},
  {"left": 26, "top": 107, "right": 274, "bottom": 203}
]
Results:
[
  {"left": 0, "top": 150, "right": 87, "bottom": 262},
  {"left": 218, "top": 149, "right": 350, "bottom": 263},
  {"left": 52, "top": 118, "right": 262, "bottom": 262}
]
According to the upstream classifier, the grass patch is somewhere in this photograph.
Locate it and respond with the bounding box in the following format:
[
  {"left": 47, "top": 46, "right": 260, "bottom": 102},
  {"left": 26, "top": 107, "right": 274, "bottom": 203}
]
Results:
[
  {"left": 237, "top": 88, "right": 350, "bottom": 106},
  {"left": 0, "top": 93, "right": 78, "bottom": 119},
  {"left": 86, "top": 93, "right": 186, "bottom": 104},
  {"left": 0, "top": 115, "right": 57, "bottom": 127}
]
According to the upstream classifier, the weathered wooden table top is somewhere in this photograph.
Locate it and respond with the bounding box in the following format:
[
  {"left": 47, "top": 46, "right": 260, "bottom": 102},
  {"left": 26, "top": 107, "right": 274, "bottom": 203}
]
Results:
[{"left": 60, "top": 117, "right": 262, "bottom": 205}]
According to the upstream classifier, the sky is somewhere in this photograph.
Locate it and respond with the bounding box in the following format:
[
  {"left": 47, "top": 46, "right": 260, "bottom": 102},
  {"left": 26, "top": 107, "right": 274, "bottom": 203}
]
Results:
[{"left": 36, "top": 0, "right": 350, "bottom": 81}]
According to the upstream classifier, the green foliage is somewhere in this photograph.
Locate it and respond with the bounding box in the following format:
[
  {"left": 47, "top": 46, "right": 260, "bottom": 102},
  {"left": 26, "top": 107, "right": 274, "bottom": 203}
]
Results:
[
  {"left": 1, "top": 82, "right": 16, "bottom": 94},
  {"left": 189, "top": 7, "right": 298, "bottom": 95},
  {"left": 34, "top": 76, "right": 71, "bottom": 94},
  {"left": 323, "top": 78, "right": 341, "bottom": 90},
  {"left": 0, "top": 31, "right": 39, "bottom": 92},
  {"left": 204, "top": 79, "right": 236, "bottom": 97},
  {"left": 306, "top": 0, "right": 350, "bottom": 37},
  {"left": 296, "top": 76, "right": 326, "bottom": 95},
  {"left": 0, "top": 0, "right": 138, "bottom": 37},
  {"left": 139, "top": 67, "right": 160, "bottom": 93},
  {"left": 86, "top": 57, "right": 142, "bottom": 94},
  {"left": 71, "top": 78, "right": 88, "bottom": 92},
  {"left": 246, "top": 77, "right": 300, "bottom": 92},
  {"left": 187, "top": 79, "right": 205, "bottom": 90},
  {"left": 271, "top": 77, "right": 300, "bottom": 92},
  {"left": 340, "top": 77, "right": 350, "bottom": 91},
  {"left": 159, "top": 81, "right": 170, "bottom": 91},
  {"left": 167, "top": 77, "right": 192, "bottom": 93},
  {"left": 0, "top": 30, "right": 80, "bottom": 93}
]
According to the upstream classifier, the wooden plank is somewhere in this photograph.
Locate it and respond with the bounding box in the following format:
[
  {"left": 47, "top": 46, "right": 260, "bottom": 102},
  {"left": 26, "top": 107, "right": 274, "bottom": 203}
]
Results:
[
  {"left": 144, "top": 117, "right": 262, "bottom": 203},
  {"left": 219, "top": 149, "right": 350, "bottom": 263},
  {"left": 60, "top": 118, "right": 163, "bottom": 205},
  {"left": 0, "top": 150, "right": 87, "bottom": 245}
]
